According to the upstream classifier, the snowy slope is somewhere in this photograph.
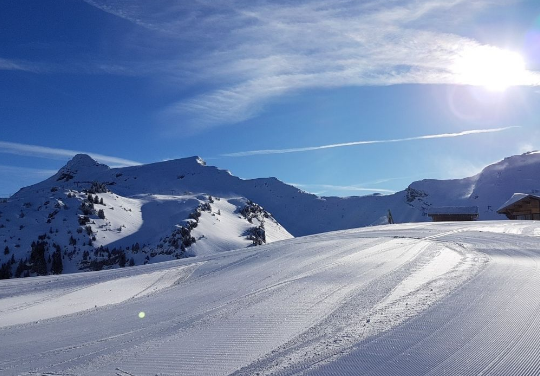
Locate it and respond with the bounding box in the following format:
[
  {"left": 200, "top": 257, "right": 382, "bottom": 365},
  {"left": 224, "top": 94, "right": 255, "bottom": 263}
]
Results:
[
  {"left": 407, "top": 151, "right": 540, "bottom": 220},
  {"left": 0, "top": 156, "right": 292, "bottom": 277},
  {"left": 2, "top": 221, "right": 540, "bottom": 375}
]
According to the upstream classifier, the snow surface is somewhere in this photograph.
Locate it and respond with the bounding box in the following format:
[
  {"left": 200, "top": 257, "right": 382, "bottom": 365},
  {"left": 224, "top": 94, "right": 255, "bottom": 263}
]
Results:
[{"left": 2, "top": 221, "right": 540, "bottom": 375}]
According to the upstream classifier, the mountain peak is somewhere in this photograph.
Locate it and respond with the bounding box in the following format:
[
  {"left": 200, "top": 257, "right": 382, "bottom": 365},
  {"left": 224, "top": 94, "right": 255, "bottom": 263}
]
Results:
[
  {"left": 64, "top": 154, "right": 103, "bottom": 169},
  {"left": 177, "top": 156, "right": 206, "bottom": 166},
  {"left": 53, "top": 154, "right": 108, "bottom": 182}
]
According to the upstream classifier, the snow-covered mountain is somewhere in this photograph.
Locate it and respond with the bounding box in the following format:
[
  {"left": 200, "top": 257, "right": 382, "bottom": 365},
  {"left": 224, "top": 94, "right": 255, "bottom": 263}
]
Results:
[
  {"left": 404, "top": 151, "right": 540, "bottom": 218},
  {"left": 1, "top": 151, "right": 540, "bottom": 278},
  {"left": 0, "top": 155, "right": 292, "bottom": 278}
]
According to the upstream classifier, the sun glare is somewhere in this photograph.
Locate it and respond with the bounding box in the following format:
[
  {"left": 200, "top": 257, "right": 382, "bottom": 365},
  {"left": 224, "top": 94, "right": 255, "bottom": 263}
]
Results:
[{"left": 452, "top": 47, "right": 527, "bottom": 91}]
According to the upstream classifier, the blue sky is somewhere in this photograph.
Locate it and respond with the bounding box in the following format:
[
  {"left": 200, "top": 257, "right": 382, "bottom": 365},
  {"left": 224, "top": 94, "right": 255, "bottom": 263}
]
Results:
[{"left": 1, "top": 0, "right": 540, "bottom": 197}]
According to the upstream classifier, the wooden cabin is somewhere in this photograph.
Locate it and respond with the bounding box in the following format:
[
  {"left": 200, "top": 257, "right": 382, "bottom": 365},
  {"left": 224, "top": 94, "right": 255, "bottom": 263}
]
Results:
[
  {"left": 427, "top": 206, "right": 479, "bottom": 222},
  {"left": 497, "top": 193, "right": 540, "bottom": 220}
]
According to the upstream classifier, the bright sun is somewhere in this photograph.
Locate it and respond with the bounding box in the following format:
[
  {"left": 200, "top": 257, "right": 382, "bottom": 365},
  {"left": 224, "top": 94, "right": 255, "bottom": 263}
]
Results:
[{"left": 452, "top": 47, "right": 527, "bottom": 92}]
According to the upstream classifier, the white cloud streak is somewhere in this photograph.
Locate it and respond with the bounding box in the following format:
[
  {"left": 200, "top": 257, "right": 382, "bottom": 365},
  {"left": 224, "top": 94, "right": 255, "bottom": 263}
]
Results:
[
  {"left": 221, "top": 126, "right": 519, "bottom": 157},
  {"left": 0, "top": 141, "right": 140, "bottom": 167},
  {"left": 291, "top": 182, "right": 396, "bottom": 194},
  {"left": 0, "top": 58, "right": 42, "bottom": 73},
  {"left": 0, "top": 165, "right": 57, "bottom": 176}
]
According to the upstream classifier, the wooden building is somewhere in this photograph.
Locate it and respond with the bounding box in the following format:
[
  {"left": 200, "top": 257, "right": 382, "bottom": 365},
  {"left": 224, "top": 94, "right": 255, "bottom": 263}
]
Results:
[
  {"left": 497, "top": 193, "right": 540, "bottom": 220},
  {"left": 427, "top": 206, "right": 479, "bottom": 222}
]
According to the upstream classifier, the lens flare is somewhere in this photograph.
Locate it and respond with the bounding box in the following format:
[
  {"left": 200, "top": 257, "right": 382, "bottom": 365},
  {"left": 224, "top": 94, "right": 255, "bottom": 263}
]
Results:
[
  {"left": 138, "top": 311, "right": 146, "bottom": 319},
  {"left": 524, "top": 30, "right": 540, "bottom": 66},
  {"left": 452, "top": 47, "right": 527, "bottom": 91}
]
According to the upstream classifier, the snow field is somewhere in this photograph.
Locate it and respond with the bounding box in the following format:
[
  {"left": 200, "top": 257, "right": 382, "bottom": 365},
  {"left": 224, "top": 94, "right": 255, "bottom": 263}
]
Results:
[
  {"left": 298, "top": 226, "right": 540, "bottom": 375},
  {"left": 0, "top": 222, "right": 492, "bottom": 376},
  {"left": 0, "top": 262, "right": 204, "bottom": 328}
]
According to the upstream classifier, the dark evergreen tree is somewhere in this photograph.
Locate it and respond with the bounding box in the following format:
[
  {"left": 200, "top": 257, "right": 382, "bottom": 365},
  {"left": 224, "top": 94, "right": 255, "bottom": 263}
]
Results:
[
  {"left": 15, "top": 259, "right": 25, "bottom": 278},
  {"left": 90, "top": 259, "right": 103, "bottom": 271},
  {"left": 80, "top": 201, "right": 94, "bottom": 216},
  {"left": 98, "top": 209, "right": 105, "bottom": 219},
  {"left": 118, "top": 251, "right": 127, "bottom": 267},
  {"left": 3, "top": 246, "right": 9, "bottom": 255},
  {"left": 0, "top": 262, "right": 11, "bottom": 279},
  {"left": 88, "top": 181, "right": 108, "bottom": 194},
  {"left": 51, "top": 248, "right": 63, "bottom": 274},
  {"left": 78, "top": 215, "right": 90, "bottom": 225},
  {"left": 29, "top": 241, "right": 47, "bottom": 275}
]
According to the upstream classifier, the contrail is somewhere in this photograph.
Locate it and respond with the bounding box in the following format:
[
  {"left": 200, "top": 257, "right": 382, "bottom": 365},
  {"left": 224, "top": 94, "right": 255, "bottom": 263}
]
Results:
[{"left": 221, "top": 126, "right": 519, "bottom": 157}]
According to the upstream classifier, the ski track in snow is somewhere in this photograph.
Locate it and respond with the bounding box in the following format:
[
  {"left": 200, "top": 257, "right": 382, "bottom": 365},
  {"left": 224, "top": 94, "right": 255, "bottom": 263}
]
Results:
[{"left": 1, "top": 221, "right": 540, "bottom": 375}]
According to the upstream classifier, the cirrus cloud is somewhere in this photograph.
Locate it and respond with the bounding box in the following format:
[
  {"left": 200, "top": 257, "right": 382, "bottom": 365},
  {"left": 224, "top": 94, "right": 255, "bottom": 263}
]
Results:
[{"left": 81, "top": 0, "right": 540, "bottom": 129}]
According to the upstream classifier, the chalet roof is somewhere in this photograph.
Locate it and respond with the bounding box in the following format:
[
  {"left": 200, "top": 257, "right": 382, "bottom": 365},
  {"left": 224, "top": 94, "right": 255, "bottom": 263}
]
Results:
[
  {"left": 497, "top": 193, "right": 540, "bottom": 213},
  {"left": 427, "top": 206, "right": 479, "bottom": 215}
]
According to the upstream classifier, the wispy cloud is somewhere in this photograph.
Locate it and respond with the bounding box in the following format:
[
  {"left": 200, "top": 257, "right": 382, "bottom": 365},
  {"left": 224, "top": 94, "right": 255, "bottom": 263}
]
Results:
[
  {"left": 288, "top": 174, "right": 434, "bottom": 197},
  {"left": 221, "top": 126, "right": 519, "bottom": 157},
  {"left": 0, "top": 141, "right": 140, "bottom": 167},
  {"left": 291, "top": 182, "right": 396, "bottom": 194},
  {"left": 356, "top": 176, "right": 424, "bottom": 186},
  {"left": 0, "top": 165, "right": 57, "bottom": 176},
  {"left": 0, "top": 57, "right": 42, "bottom": 73},
  {"left": 80, "top": 0, "right": 540, "bottom": 129}
]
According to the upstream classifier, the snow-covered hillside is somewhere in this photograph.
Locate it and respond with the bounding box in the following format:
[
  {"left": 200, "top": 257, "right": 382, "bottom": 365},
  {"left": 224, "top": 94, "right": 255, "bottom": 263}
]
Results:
[
  {"left": 1, "top": 151, "right": 539, "bottom": 278},
  {"left": 0, "top": 155, "right": 292, "bottom": 278},
  {"left": 2, "top": 221, "right": 540, "bottom": 375},
  {"left": 406, "top": 151, "right": 540, "bottom": 220}
]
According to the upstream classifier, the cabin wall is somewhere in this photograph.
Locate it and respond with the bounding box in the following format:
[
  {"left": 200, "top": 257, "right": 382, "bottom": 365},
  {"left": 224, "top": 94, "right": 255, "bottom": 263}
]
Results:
[
  {"left": 502, "top": 198, "right": 540, "bottom": 220},
  {"left": 429, "top": 214, "right": 478, "bottom": 222}
]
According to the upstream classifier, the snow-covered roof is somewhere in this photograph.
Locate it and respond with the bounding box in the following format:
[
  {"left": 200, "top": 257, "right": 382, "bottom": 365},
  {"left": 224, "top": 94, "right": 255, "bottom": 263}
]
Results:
[
  {"left": 427, "top": 206, "right": 478, "bottom": 215},
  {"left": 497, "top": 193, "right": 540, "bottom": 212}
]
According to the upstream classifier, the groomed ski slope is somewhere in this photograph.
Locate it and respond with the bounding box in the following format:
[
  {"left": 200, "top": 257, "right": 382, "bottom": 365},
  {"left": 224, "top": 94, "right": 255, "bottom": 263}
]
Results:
[{"left": 1, "top": 221, "right": 540, "bottom": 375}]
